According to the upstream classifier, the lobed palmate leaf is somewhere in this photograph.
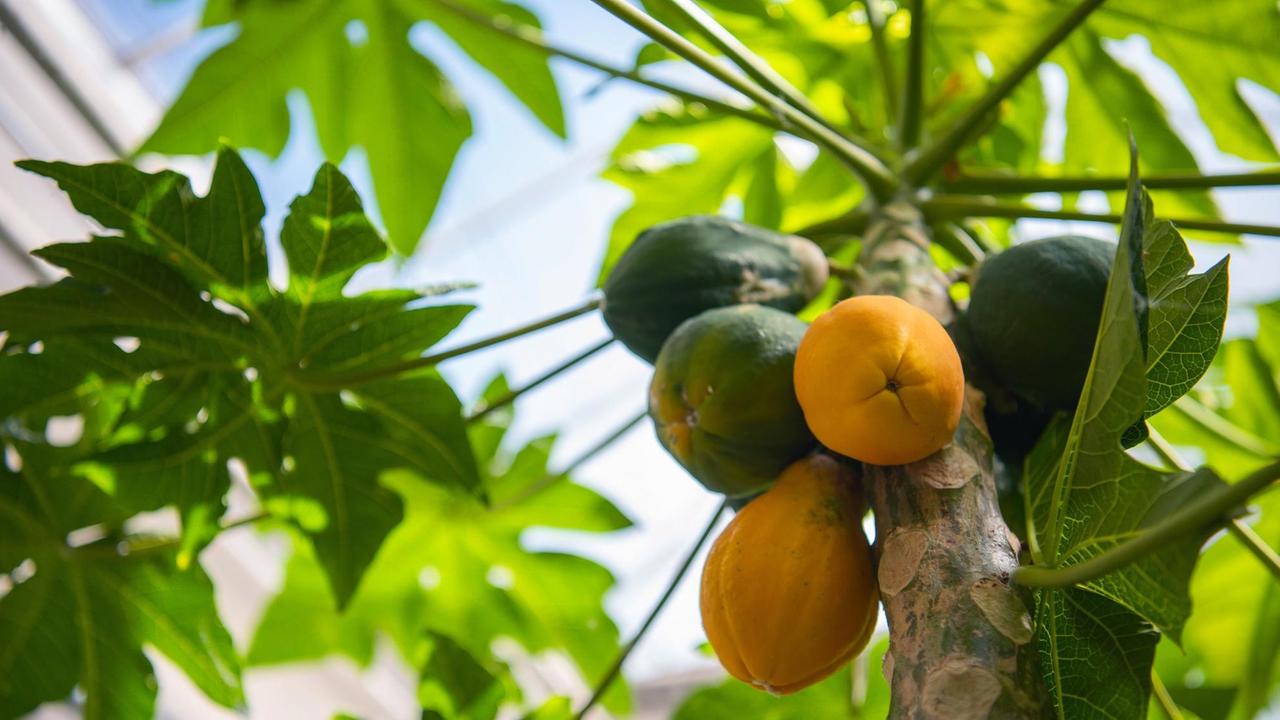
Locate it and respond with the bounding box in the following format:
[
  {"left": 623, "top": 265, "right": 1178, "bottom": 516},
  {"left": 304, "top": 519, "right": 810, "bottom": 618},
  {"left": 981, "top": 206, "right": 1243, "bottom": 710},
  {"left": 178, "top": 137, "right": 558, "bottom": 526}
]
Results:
[
  {"left": 0, "top": 449, "right": 240, "bottom": 719},
  {"left": 1024, "top": 139, "right": 1230, "bottom": 720},
  {"left": 0, "top": 149, "right": 490, "bottom": 716},
  {"left": 244, "top": 375, "right": 633, "bottom": 715}
]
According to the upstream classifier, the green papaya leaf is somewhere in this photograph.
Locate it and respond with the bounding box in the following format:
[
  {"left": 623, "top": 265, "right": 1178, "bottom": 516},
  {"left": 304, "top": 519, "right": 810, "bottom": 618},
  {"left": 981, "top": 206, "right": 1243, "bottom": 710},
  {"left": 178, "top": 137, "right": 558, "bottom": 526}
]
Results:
[
  {"left": 1024, "top": 141, "right": 1228, "bottom": 719},
  {"left": 520, "top": 697, "right": 573, "bottom": 720},
  {"left": 1178, "top": 491, "right": 1280, "bottom": 719},
  {"left": 142, "top": 0, "right": 564, "bottom": 254},
  {"left": 0, "top": 339, "right": 145, "bottom": 426},
  {"left": 1027, "top": 419, "right": 1221, "bottom": 640},
  {"left": 18, "top": 146, "right": 270, "bottom": 304},
  {"left": 925, "top": 0, "right": 1280, "bottom": 223},
  {"left": 672, "top": 637, "right": 890, "bottom": 719},
  {"left": 598, "top": 107, "right": 777, "bottom": 283},
  {"left": 144, "top": 0, "right": 560, "bottom": 253},
  {"left": 1034, "top": 587, "right": 1160, "bottom": 720},
  {"left": 1056, "top": 30, "right": 1216, "bottom": 218},
  {"left": 0, "top": 452, "right": 240, "bottom": 720},
  {"left": 413, "top": 0, "right": 566, "bottom": 138},
  {"left": 1089, "top": 1, "right": 1280, "bottom": 162},
  {"left": 246, "top": 406, "right": 632, "bottom": 715},
  {"left": 5, "top": 152, "right": 478, "bottom": 607},
  {"left": 417, "top": 631, "right": 507, "bottom": 720},
  {"left": 1130, "top": 219, "right": 1229, "bottom": 436},
  {"left": 1152, "top": 300, "right": 1280, "bottom": 479},
  {"left": 1150, "top": 298, "right": 1280, "bottom": 719}
]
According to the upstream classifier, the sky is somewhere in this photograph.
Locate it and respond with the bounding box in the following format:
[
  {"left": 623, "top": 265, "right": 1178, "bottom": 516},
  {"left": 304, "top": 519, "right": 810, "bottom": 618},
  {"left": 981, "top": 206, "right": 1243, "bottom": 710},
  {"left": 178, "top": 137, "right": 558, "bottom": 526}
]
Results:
[{"left": 75, "top": 0, "right": 1280, "bottom": 693}]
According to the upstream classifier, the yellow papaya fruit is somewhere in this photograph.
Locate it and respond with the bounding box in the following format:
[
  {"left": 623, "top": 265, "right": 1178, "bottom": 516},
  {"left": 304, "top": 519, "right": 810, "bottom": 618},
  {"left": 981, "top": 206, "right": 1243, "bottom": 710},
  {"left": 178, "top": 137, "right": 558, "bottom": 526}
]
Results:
[
  {"left": 794, "top": 295, "right": 965, "bottom": 465},
  {"left": 700, "top": 454, "right": 879, "bottom": 695}
]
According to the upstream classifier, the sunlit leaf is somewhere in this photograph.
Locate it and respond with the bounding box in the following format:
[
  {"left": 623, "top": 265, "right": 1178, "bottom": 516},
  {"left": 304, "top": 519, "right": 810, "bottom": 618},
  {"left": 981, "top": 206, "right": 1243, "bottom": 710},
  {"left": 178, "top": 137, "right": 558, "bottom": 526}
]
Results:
[
  {"left": 0, "top": 453, "right": 240, "bottom": 719},
  {"left": 6, "top": 153, "right": 477, "bottom": 606},
  {"left": 1090, "top": 1, "right": 1280, "bottom": 162},
  {"left": 672, "top": 637, "right": 890, "bottom": 719},
  {"left": 1150, "top": 298, "right": 1280, "bottom": 719},
  {"left": 417, "top": 631, "right": 506, "bottom": 720},
  {"left": 598, "top": 107, "right": 777, "bottom": 282},
  {"left": 1137, "top": 221, "right": 1229, "bottom": 425},
  {"left": 148, "top": 0, "right": 564, "bottom": 254},
  {"left": 1025, "top": 144, "right": 1227, "bottom": 719},
  {"left": 246, "top": 402, "right": 631, "bottom": 713}
]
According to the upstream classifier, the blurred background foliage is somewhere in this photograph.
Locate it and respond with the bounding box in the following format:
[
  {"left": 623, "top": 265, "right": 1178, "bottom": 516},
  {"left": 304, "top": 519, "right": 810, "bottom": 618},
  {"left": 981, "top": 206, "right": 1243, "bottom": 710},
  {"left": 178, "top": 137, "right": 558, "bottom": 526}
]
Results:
[{"left": 1, "top": 0, "right": 1278, "bottom": 718}]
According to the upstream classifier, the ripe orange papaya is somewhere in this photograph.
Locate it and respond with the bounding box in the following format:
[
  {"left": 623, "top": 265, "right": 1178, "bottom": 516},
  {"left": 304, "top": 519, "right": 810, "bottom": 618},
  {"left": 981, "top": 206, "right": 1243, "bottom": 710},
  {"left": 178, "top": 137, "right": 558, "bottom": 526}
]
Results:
[
  {"left": 700, "top": 454, "right": 878, "bottom": 695},
  {"left": 794, "top": 295, "right": 965, "bottom": 465}
]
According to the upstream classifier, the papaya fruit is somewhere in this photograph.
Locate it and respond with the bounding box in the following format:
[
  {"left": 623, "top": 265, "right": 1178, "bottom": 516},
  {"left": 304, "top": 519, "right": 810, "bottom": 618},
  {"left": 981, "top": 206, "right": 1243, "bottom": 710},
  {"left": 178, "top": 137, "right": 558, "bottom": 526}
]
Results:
[
  {"left": 650, "top": 304, "right": 814, "bottom": 497},
  {"left": 965, "top": 234, "right": 1114, "bottom": 410},
  {"left": 603, "top": 215, "right": 828, "bottom": 362},
  {"left": 794, "top": 295, "right": 965, "bottom": 465},
  {"left": 985, "top": 393, "right": 1052, "bottom": 542},
  {"left": 984, "top": 392, "right": 1054, "bottom": 474},
  {"left": 701, "top": 454, "right": 878, "bottom": 695},
  {"left": 951, "top": 288, "right": 1051, "bottom": 472}
]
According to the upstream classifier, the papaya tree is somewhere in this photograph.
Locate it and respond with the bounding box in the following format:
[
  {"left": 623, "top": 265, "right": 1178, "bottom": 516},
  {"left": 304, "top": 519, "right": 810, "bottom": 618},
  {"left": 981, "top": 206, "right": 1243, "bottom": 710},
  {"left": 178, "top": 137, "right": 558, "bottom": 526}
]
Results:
[{"left": 2, "top": 1, "right": 1279, "bottom": 719}]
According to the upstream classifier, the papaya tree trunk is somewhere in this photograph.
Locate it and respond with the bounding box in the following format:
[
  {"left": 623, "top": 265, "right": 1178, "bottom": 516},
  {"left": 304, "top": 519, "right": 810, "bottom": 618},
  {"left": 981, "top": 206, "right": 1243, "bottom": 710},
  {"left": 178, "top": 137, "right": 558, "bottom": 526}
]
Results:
[{"left": 853, "top": 202, "right": 1049, "bottom": 719}]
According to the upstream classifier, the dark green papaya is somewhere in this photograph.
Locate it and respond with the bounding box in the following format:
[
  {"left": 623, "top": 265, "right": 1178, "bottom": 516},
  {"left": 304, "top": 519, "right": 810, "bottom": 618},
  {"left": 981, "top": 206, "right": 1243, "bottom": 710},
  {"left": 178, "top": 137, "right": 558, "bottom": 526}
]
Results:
[
  {"left": 966, "top": 235, "right": 1114, "bottom": 410},
  {"left": 952, "top": 311, "right": 1053, "bottom": 465},
  {"left": 984, "top": 392, "right": 1054, "bottom": 477},
  {"left": 649, "top": 304, "right": 815, "bottom": 497},
  {"left": 603, "top": 215, "right": 828, "bottom": 363}
]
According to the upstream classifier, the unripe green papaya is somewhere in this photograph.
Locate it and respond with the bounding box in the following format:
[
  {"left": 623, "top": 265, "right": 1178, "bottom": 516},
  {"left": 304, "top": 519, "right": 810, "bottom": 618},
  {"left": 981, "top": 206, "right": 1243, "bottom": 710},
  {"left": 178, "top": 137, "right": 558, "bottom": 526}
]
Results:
[
  {"left": 966, "top": 235, "right": 1114, "bottom": 410},
  {"left": 649, "top": 305, "right": 815, "bottom": 497},
  {"left": 986, "top": 393, "right": 1051, "bottom": 544},
  {"left": 603, "top": 216, "right": 828, "bottom": 363},
  {"left": 984, "top": 394, "right": 1054, "bottom": 470}
]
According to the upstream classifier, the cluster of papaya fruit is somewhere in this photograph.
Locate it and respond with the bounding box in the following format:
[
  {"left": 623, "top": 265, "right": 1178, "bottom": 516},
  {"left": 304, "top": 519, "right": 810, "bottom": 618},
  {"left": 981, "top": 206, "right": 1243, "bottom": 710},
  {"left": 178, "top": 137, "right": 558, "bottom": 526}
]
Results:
[{"left": 602, "top": 216, "right": 1112, "bottom": 694}]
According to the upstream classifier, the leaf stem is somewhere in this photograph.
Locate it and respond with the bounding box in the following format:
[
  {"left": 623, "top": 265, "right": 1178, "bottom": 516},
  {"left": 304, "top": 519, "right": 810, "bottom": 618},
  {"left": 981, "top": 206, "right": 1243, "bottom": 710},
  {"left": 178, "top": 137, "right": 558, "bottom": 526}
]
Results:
[
  {"left": 1145, "top": 426, "right": 1191, "bottom": 472},
  {"left": 903, "top": 0, "right": 1108, "bottom": 185},
  {"left": 931, "top": 221, "right": 985, "bottom": 265},
  {"left": 655, "top": 0, "right": 870, "bottom": 153},
  {"left": 827, "top": 259, "right": 864, "bottom": 282},
  {"left": 1172, "top": 392, "right": 1274, "bottom": 453},
  {"left": 295, "top": 297, "right": 602, "bottom": 391},
  {"left": 940, "top": 168, "right": 1280, "bottom": 194},
  {"left": 424, "top": 0, "right": 784, "bottom": 131},
  {"left": 1150, "top": 671, "right": 1185, "bottom": 720},
  {"left": 898, "top": 0, "right": 925, "bottom": 151},
  {"left": 467, "top": 338, "right": 614, "bottom": 423},
  {"left": 573, "top": 500, "right": 728, "bottom": 719},
  {"left": 587, "top": 0, "right": 899, "bottom": 200},
  {"left": 1012, "top": 460, "right": 1280, "bottom": 588},
  {"left": 861, "top": 0, "right": 899, "bottom": 126},
  {"left": 1172, "top": 396, "right": 1280, "bottom": 458},
  {"left": 489, "top": 410, "right": 647, "bottom": 512},
  {"left": 1148, "top": 428, "right": 1280, "bottom": 581},
  {"left": 920, "top": 196, "right": 1280, "bottom": 238},
  {"left": 1227, "top": 518, "right": 1280, "bottom": 582},
  {"left": 797, "top": 205, "right": 873, "bottom": 240}
]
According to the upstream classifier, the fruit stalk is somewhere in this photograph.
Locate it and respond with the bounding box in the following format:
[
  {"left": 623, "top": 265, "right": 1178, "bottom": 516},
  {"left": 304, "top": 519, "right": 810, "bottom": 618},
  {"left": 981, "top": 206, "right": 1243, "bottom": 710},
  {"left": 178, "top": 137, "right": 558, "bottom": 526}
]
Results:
[{"left": 853, "top": 202, "right": 1048, "bottom": 718}]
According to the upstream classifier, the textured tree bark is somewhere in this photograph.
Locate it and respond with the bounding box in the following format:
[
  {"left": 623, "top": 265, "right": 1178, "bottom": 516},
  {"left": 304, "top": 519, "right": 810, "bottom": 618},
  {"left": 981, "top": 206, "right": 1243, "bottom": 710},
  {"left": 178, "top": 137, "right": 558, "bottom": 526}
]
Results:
[{"left": 853, "top": 202, "right": 1049, "bottom": 719}]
